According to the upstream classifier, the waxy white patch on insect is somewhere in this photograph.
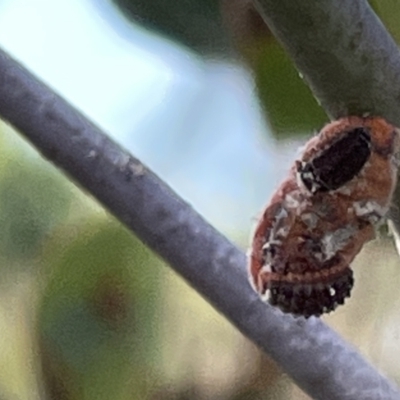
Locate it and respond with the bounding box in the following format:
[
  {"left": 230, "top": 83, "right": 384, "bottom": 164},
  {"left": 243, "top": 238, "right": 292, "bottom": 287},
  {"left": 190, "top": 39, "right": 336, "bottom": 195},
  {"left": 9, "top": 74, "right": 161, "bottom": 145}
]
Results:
[
  {"left": 353, "top": 200, "right": 387, "bottom": 224},
  {"left": 300, "top": 212, "right": 318, "bottom": 230},
  {"left": 320, "top": 225, "right": 358, "bottom": 261}
]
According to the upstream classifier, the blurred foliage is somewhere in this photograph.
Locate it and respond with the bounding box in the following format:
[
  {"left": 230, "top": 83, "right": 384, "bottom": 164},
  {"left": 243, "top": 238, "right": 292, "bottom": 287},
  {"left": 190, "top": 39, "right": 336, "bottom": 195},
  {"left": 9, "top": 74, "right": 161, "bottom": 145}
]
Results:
[
  {"left": 111, "top": 0, "right": 231, "bottom": 54},
  {"left": 38, "top": 220, "right": 161, "bottom": 400},
  {"left": 0, "top": 162, "right": 70, "bottom": 262},
  {"left": 221, "top": 1, "right": 327, "bottom": 136},
  {"left": 252, "top": 41, "right": 327, "bottom": 135},
  {"left": 108, "top": 0, "right": 327, "bottom": 136},
  {"left": 0, "top": 128, "right": 75, "bottom": 270},
  {"left": 109, "top": 0, "right": 400, "bottom": 138}
]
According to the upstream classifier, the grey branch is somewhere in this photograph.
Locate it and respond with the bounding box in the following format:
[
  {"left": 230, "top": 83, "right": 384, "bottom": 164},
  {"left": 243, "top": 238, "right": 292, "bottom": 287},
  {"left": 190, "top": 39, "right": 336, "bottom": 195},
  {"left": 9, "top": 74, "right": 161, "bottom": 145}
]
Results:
[
  {"left": 254, "top": 0, "right": 400, "bottom": 124},
  {"left": 0, "top": 2, "right": 398, "bottom": 400}
]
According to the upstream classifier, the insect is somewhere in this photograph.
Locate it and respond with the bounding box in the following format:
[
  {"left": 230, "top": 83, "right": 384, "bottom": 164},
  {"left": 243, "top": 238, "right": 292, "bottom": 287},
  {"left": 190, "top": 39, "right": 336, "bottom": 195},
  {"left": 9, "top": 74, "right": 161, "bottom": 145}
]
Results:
[{"left": 248, "top": 116, "right": 400, "bottom": 318}]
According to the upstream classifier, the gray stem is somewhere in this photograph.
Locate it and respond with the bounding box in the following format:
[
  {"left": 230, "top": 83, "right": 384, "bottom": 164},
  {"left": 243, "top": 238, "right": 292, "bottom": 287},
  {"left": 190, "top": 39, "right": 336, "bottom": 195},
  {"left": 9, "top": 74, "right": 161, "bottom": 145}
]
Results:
[{"left": 254, "top": 0, "right": 400, "bottom": 125}]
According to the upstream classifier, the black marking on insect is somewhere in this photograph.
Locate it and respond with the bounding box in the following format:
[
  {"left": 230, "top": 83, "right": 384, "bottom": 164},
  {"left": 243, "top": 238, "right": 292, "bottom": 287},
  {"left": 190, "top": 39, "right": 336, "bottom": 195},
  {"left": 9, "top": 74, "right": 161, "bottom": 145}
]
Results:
[{"left": 298, "top": 127, "right": 371, "bottom": 193}]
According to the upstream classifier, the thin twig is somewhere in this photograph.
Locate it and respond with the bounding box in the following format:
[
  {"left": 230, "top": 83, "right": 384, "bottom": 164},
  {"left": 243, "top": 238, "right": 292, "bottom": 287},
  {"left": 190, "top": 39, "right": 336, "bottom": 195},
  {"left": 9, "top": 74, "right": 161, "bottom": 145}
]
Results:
[{"left": 0, "top": 45, "right": 398, "bottom": 399}]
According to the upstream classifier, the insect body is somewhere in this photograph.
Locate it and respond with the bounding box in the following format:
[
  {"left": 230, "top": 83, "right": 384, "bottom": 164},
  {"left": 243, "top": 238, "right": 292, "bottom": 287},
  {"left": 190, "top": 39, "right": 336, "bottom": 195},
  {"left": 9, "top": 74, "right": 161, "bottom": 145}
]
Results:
[{"left": 249, "top": 117, "right": 400, "bottom": 317}]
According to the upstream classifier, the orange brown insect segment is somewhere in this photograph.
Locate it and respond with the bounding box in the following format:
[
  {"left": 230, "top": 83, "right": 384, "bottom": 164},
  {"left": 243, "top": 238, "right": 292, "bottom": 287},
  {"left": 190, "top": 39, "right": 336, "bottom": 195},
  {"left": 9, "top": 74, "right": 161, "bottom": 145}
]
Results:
[{"left": 249, "top": 117, "right": 400, "bottom": 318}]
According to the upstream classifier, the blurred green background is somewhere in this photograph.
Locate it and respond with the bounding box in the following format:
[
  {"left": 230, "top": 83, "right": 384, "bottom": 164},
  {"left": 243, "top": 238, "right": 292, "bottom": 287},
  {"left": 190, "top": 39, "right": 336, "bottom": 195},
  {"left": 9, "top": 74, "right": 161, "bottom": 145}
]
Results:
[{"left": 0, "top": 1, "right": 398, "bottom": 399}]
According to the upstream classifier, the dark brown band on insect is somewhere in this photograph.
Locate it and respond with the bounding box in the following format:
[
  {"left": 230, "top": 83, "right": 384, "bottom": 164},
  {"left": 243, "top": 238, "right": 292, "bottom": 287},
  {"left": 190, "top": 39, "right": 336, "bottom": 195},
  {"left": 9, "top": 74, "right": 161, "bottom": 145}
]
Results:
[
  {"left": 268, "top": 268, "right": 354, "bottom": 318},
  {"left": 259, "top": 260, "right": 351, "bottom": 286}
]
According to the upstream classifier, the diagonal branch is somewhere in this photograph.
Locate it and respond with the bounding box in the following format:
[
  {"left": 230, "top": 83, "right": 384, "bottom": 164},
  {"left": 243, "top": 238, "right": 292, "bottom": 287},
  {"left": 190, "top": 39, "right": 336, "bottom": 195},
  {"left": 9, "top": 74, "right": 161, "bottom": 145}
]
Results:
[{"left": 0, "top": 45, "right": 398, "bottom": 400}]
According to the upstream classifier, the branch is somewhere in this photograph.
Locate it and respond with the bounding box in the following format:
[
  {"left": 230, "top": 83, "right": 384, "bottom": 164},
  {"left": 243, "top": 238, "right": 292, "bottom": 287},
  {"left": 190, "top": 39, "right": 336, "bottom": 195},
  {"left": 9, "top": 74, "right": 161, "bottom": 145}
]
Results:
[
  {"left": 254, "top": 0, "right": 400, "bottom": 124},
  {"left": 0, "top": 47, "right": 397, "bottom": 400}
]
